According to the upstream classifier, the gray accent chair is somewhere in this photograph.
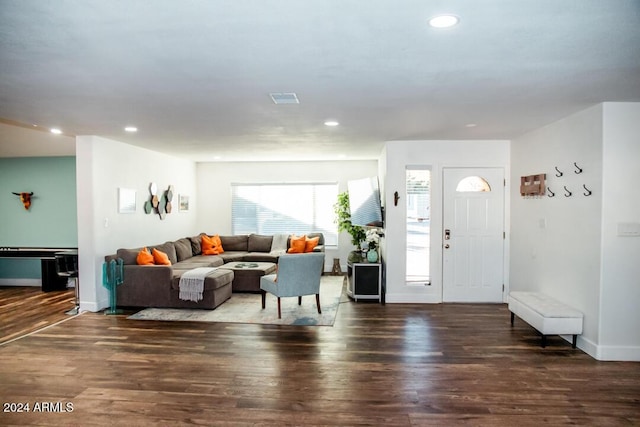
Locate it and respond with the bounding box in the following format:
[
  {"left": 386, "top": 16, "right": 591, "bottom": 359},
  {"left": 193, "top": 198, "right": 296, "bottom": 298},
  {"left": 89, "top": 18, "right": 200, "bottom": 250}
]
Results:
[{"left": 260, "top": 253, "right": 325, "bottom": 319}]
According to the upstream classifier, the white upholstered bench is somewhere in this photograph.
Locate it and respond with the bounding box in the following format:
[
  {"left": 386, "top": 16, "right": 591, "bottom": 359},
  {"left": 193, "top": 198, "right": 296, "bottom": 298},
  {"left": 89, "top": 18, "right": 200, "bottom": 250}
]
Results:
[{"left": 508, "top": 291, "right": 583, "bottom": 348}]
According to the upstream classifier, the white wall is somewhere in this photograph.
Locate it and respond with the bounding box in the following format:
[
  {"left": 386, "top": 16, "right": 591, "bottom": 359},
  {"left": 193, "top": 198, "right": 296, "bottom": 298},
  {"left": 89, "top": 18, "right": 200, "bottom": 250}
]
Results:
[
  {"left": 511, "top": 102, "right": 640, "bottom": 361},
  {"left": 76, "top": 136, "right": 198, "bottom": 312},
  {"left": 598, "top": 103, "right": 640, "bottom": 361},
  {"left": 382, "top": 140, "right": 510, "bottom": 303},
  {"left": 510, "top": 105, "right": 604, "bottom": 353},
  {"left": 196, "top": 160, "right": 379, "bottom": 272}
]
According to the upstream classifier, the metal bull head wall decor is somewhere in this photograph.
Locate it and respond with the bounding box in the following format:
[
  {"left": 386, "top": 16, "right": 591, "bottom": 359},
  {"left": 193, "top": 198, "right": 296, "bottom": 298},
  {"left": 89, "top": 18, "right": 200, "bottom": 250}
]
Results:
[{"left": 12, "top": 192, "right": 34, "bottom": 210}]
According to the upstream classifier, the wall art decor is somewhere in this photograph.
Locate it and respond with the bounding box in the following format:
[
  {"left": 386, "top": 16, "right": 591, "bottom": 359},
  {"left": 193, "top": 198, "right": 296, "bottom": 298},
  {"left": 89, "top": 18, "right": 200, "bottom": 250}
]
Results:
[
  {"left": 118, "top": 188, "right": 136, "bottom": 213},
  {"left": 165, "top": 185, "right": 174, "bottom": 214},
  {"left": 178, "top": 194, "right": 190, "bottom": 212},
  {"left": 11, "top": 191, "right": 34, "bottom": 210},
  {"left": 143, "top": 183, "right": 174, "bottom": 219}
]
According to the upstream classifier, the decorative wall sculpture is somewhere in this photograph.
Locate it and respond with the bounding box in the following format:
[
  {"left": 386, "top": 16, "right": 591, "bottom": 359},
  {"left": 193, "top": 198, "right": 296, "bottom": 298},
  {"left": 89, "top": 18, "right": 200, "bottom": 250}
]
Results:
[
  {"left": 12, "top": 191, "right": 34, "bottom": 210},
  {"left": 144, "top": 182, "right": 174, "bottom": 220}
]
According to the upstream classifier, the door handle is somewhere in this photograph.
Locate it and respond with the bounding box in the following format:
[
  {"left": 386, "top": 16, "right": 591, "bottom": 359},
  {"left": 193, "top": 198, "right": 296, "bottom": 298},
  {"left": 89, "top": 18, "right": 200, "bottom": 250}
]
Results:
[{"left": 444, "top": 244, "right": 450, "bottom": 249}]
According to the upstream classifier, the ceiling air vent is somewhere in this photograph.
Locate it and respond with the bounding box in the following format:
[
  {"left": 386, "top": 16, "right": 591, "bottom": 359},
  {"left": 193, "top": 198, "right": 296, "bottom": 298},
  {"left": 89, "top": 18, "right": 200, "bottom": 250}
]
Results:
[{"left": 270, "top": 92, "right": 299, "bottom": 104}]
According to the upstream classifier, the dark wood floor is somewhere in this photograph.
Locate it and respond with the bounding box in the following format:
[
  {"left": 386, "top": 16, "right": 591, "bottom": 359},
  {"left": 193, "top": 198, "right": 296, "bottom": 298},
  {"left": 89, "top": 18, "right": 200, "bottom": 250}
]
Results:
[
  {"left": 1, "top": 286, "right": 639, "bottom": 426},
  {"left": 0, "top": 286, "right": 75, "bottom": 344}
]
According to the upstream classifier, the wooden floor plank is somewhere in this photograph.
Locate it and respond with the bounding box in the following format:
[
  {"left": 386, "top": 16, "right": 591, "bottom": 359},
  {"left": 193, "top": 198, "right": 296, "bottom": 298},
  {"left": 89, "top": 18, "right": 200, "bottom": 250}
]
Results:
[
  {"left": 0, "top": 285, "right": 75, "bottom": 344},
  {"left": 0, "top": 291, "right": 639, "bottom": 425}
]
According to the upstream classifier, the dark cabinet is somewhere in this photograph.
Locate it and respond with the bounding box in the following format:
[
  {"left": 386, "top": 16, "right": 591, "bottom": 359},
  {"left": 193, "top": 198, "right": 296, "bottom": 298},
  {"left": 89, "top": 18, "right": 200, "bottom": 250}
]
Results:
[{"left": 347, "top": 258, "right": 382, "bottom": 302}]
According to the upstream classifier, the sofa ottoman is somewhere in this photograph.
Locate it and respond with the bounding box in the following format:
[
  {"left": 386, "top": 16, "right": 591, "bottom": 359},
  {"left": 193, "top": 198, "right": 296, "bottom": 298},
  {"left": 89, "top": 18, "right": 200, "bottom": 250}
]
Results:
[
  {"left": 223, "top": 261, "right": 277, "bottom": 292},
  {"left": 169, "top": 268, "right": 234, "bottom": 309}
]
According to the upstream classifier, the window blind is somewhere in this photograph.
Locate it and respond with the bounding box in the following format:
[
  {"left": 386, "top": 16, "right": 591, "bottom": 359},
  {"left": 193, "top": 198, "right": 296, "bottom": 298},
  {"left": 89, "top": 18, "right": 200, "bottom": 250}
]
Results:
[{"left": 231, "top": 183, "right": 339, "bottom": 246}]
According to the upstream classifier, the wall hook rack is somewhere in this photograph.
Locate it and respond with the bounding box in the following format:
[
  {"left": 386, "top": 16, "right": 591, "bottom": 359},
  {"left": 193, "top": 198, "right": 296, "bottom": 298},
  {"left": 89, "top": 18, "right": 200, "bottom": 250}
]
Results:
[
  {"left": 564, "top": 186, "right": 572, "bottom": 197},
  {"left": 547, "top": 187, "right": 555, "bottom": 197},
  {"left": 393, "top": 191, "right": 400, "bottom": 206},
  {"left": 574, "top": 162, "right": 583, "bottom": 174},
  {"left": 583, "top": 184, "right": 592, "bottom": 196},
  {"left": 555, "top": 166, "right": 563, "bottom": 177}
]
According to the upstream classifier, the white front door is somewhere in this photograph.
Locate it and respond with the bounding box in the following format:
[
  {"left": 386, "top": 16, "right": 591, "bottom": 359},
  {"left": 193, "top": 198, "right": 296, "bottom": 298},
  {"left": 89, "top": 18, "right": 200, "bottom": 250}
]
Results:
[{"left": 442, "top": 168, "right": 505, "bottom": 302}]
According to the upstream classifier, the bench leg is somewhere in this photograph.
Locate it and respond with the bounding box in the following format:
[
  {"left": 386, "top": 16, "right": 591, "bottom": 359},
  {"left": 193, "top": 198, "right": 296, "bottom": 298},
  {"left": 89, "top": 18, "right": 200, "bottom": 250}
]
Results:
[
  {"left": 572, "top": 335, "right": 577, "bottom": 349},
  {"left": 510, "top": 312, "right": 515, "bottom": 326},
  {"left": 541, "top": 334, "right": 547, "bottom": 348}
]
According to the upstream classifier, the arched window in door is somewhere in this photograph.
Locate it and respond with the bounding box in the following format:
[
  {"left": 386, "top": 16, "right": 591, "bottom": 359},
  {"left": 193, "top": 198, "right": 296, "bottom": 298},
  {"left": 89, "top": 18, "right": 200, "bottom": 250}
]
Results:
[{"left": 456, "top": 176, "right": 491, "bottom": 192}]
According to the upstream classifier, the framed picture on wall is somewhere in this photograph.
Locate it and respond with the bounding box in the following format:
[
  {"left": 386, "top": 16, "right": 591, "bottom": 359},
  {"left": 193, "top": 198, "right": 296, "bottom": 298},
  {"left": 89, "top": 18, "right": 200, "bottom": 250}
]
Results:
[
  {"left": 179, "top": 194, "right": 190, "bottom": 212},
  {"left": 118, "top": 188, "right": 136, "bottom": 214}
]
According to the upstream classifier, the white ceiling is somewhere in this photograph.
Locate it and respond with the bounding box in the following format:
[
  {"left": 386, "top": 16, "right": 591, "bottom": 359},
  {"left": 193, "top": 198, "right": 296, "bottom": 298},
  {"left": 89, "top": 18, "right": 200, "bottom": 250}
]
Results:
[{"left": 1, "top": 0, "right": 639, "bottom": 161}]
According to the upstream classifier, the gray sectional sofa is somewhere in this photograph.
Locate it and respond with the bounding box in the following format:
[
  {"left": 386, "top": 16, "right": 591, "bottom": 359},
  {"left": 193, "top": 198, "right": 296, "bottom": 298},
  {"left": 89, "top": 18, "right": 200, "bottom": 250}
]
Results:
[{"left": 105, "top": 233, "right": 325, "bottom": 310}]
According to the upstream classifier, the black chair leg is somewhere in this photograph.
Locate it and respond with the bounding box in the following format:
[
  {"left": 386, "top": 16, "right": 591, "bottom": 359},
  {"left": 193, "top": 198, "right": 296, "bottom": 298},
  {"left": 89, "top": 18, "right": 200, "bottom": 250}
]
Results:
[
  {"left": 261, "top": 291, "right": 266, "bottom": 309},
  {"left": 277, "top": 297, "right": 281, "bottom": 319},
  {"left": 65, "top": 277, "right": 79, "bottom": 316},
  {"left": 298, "top": 296, "right": 302, "bottom": 305},
  {"left": 316, "top": 294, "right": 321, "bottom": 314}
]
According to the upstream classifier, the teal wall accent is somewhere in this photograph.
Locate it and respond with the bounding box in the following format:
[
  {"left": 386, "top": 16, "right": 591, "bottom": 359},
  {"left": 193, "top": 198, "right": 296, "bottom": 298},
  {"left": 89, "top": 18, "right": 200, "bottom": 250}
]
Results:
[
  {"left": 0, "top": 259, "right": 41, "bottom": 279},
  {"left": 0, "top": 157, "right": 77, "bottom": 279}
]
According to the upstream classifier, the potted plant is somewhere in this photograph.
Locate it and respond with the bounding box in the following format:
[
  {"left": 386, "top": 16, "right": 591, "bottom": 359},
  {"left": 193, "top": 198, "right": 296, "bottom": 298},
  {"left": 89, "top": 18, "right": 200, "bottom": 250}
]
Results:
[
  {"left": 365, "top": 228, "right": 381, "bottom": 262},
  {"left": 334, "top": 192, "right": 366, "bottom": 250}
]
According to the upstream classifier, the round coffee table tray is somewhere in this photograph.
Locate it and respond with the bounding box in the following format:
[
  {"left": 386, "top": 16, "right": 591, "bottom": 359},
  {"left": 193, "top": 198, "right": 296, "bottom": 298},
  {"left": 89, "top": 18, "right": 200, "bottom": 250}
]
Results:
[{"left": 233, "top": 263, "right": 259, "bottom": 268}]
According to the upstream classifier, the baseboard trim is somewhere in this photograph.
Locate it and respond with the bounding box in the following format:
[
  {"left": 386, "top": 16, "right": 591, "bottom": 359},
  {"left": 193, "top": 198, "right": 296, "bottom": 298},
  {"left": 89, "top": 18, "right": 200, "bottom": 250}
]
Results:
[
  {"left": 0, "top": 278, "right": 41, "bottom": 287},
  {"left": 595, "top": 344, "right": 640, "bottom": 362},
  {"left": 384, "top": 293, "right": 441, "bottom": 304},
  {"left": 79, "top": 298, "right": 110, "bottom": 313}
]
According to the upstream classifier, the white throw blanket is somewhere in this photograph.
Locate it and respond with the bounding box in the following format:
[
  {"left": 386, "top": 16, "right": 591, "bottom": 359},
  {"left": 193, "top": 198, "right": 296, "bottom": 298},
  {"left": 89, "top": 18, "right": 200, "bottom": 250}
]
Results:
[
  {"left": 179, "top": 267, "right": 217, "bottom": 302},
  {"left": 270, "top": 233, "right": 289, "bottom": 256}
]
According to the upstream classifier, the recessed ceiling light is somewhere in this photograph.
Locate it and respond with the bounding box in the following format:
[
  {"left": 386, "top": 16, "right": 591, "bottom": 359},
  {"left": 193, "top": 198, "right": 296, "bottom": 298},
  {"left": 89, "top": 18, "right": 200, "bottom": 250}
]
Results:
[
  {"left": 324, "top": 120, "right": 339, "bottom": 127},
  {"left": 465, "top": 123, "right": 477, "bottom": 128},
  {"left": 124, "top": 126, "right": 138, "bottom": 132},
  {"left": 428, "top": 14, "right": 459, "bottom": 28},
  {"left": 50, "top": 128, "right": 62, "bottom": 135}
]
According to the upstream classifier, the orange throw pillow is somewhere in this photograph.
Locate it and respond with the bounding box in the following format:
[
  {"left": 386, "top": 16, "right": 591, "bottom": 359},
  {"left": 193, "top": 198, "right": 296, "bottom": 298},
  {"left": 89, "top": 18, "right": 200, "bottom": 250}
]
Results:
[
  {"left": 304, "top": 236, "right": 320, "bottom": 253},
  {"left": 287, "top": 234, "right": 306, "bottom": 253},
  {"left": 202, "top": 234, "right": 224, "bottom": 255},
  {"left": 136, "top": 247, "right": 154, "bottom": 265},
  {"left": 152, "top": 248, "right": 171, "bottom": 265},
  {"left": 201, "top": 235, "right": 216, "bottom": 255},
  {"left": 212, "top": 234, "right": 224, "bottom": 254}
]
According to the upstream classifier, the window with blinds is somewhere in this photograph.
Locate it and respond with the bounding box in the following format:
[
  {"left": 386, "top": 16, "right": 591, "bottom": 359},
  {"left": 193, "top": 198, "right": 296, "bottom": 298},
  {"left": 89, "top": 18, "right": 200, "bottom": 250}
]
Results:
[{"left": 231, "top": 183, "right": 339, "bottom": 246}]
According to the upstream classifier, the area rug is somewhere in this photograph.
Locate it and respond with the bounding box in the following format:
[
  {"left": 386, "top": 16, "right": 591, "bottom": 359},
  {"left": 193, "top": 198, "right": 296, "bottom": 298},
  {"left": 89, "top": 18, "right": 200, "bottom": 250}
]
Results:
[{"left": 127, "top": 275, "right": 346, "bottom": 326}]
